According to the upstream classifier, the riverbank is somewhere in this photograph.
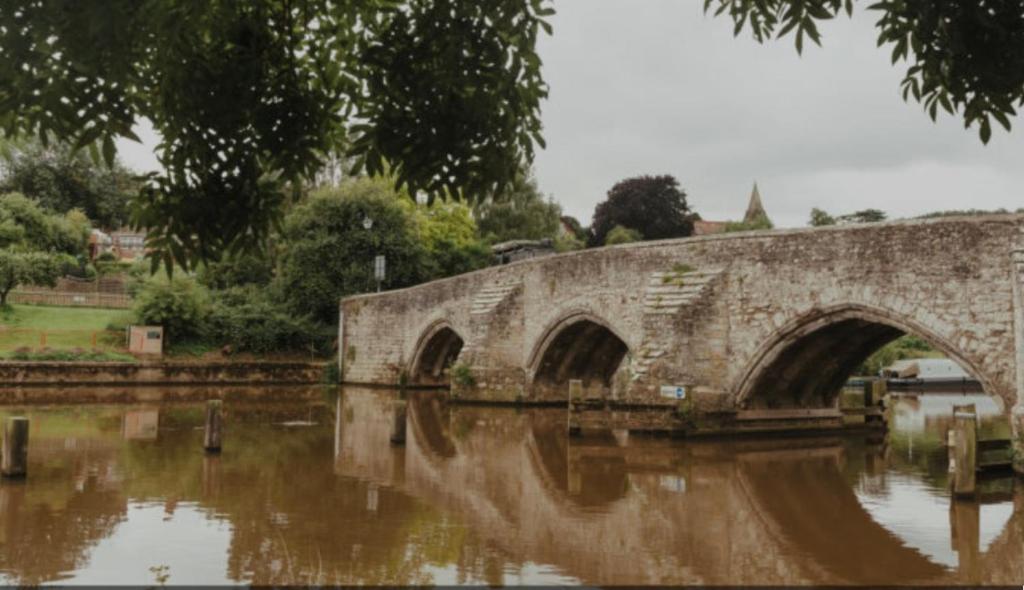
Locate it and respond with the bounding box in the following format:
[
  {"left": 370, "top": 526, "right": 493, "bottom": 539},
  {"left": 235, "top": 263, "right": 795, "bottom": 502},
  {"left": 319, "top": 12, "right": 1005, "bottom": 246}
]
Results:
[
  {"left": 0, "top": 360, "right": 328, "bottom": 387},
  {"left": 0, "top": 383, "right": 330, "bottom": 405}
]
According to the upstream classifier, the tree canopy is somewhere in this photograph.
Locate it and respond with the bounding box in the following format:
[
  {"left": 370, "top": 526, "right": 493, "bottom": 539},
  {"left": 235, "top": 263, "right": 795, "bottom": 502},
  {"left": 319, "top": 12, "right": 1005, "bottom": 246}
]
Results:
[
  {"left": 0, "top": 0, "right": 552, "bottom": 270},
  {"left": 706, "top": 0, "right": 1024, "bottom": 143},
  {"left": 809, "top": 207, "right": 887, "bottom": 226},
  {"left": 0, "top": 140, "right": 137, "bottom": 229},
  {"left": 590, "top": 175, "right": 694, "bottom": 246},
  {"left": 0, "top": 192, "right": 84, "bottom": 305},
  {"left": 277, "top": 178, "right": 426, "bottom": 323},
  {"left": 474, "top": 169, "right": 563, "bottom": 243}
]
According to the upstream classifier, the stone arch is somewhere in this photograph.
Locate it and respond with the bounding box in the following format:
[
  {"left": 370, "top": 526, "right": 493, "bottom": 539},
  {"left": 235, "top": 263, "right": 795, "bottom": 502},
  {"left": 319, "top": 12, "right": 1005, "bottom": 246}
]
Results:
[
  {"left": 528, "top": 311, "right": 631, "bottom": 397},
  {"left": 409, "top": 321, "right": 465, "bottom": 386},
  {"left": 735, "top": 303, "right": 999, "bottom": 410}
]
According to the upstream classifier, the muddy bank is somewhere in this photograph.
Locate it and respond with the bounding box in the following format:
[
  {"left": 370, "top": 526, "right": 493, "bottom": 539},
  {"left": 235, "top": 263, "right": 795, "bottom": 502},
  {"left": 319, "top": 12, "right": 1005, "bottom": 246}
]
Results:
[
  {"left": 0, "top": 383, "right": 332, "bottom": 405},
  {"left": 0, "top": 361, "right": 326, "bottom": 387}
]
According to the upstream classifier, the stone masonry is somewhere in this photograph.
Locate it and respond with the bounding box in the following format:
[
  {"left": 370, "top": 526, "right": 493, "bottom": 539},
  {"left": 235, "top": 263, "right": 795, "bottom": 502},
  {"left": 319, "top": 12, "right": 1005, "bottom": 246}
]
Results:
[{"left": 340, "top": 215, "right": 1024, "bottom": 451}]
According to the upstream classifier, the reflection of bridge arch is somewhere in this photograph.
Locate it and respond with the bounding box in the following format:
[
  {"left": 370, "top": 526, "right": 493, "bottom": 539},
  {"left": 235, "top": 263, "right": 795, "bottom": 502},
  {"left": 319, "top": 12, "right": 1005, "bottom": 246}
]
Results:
[
  {"left": 408, "top": 321, "right": 465, "bottom": 387},
  {"left": 406, "top": 393, "right": 456, "bottom": 460},
  {"left": 735, "top": 304, "right": 1001, "bottom": 410},
  {"left": 527, "top": 311, "right": 631, "bottom": 397},
  {"left": 734, "top": 443, "right": 948, "bottom": 585},
  {"left": 525, "top": 415, "right": 630, "bottom": 511}
]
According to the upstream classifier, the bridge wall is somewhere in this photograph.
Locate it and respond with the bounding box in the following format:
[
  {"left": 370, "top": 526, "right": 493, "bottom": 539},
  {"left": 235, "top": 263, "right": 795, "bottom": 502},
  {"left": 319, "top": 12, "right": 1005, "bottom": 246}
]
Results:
[{"left": 340, "top": 215, "right": 1024, "bottom": 416}]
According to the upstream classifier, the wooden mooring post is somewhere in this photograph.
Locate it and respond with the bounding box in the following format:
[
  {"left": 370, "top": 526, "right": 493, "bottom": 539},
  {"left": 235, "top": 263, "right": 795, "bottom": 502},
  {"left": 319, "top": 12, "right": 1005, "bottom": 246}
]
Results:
[
  {"left": 948, "top": 404, "right": 977, "bottom": 497},
  {"left": 568, "top": 379, "right": 583, "bottom": 437},
  {"left": 390, "top": 399, "right": 407, "bottom": 445},
  {"left": 1, "top": 417, "right": 29, "bottom": 478},
  {"left": 203, "top": 400, "right": 222, "bottom": 453}
]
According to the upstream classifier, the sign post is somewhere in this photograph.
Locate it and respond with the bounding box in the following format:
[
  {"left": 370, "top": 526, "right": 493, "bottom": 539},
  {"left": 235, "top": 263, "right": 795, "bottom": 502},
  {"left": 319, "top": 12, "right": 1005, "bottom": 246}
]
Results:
[{"left": 374, "top": 255, "right": 386, "bottom": 293}]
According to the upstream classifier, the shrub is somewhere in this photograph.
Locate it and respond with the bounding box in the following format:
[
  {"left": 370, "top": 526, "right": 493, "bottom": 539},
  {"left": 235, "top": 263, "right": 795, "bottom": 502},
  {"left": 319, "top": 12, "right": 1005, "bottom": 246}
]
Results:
[
  {"left": 203, "top": 287, "right": 332, "bottom": 355},
  {"left": 451, "top": 363, "right": 476, "bottom": 388},
  {"left": 132, "top": 274, "right": 210, "bottom": 341},
  {"left": 604, "top": 225, "right": 643, "bottom": 245}
]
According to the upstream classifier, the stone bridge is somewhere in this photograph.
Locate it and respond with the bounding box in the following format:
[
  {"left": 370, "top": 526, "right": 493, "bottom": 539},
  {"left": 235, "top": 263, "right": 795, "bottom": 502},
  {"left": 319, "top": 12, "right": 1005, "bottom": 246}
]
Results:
[{"left": 339, "top": 215, "right": 1024, "bottom": 448}]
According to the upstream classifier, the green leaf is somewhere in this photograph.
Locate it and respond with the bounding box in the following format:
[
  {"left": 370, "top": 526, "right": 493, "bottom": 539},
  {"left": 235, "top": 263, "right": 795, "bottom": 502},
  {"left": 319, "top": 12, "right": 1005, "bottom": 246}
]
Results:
[{"left": 102, "top": 134, "right": 116, "bottom": 168}]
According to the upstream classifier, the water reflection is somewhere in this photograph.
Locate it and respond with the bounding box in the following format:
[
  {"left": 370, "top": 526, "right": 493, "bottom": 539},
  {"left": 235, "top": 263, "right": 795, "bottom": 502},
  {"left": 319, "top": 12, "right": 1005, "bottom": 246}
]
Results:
[{"left": 0, "top": 388, "right": 1020, "bottom": 586}]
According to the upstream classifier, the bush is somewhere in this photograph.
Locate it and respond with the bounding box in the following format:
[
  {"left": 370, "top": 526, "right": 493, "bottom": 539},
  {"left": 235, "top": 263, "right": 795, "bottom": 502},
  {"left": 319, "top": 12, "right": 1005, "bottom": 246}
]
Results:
[
  {"left": 197, "top": 251, "right": 275, "bottom": 290},
  {"left": 132, "top": 275, "right": 209, "bottom": 341},
  {"left": 604, "top": 225, "right": 643, "bottom": 245},
  {"left": 203, "top": 287, "right": 332, "bottom": 355}
]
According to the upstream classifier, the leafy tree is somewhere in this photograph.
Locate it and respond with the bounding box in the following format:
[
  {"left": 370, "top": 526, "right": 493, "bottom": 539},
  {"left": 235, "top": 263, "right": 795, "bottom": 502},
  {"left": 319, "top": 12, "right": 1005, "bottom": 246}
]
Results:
[
  {"left": 706, "top": 0, "right": 1024, "bottom": 142},
  {"left": 0, "top": 193, "right": 88, "bottom": 256},
  {"left": 276, "top": 178, "right": 428, "bottom": 324},
  {"left": 838, "top": 209, "right": 887, "bottom": 224},
  {"left": 0, "top": 140, "right": 137, "bottom": 229},
  {"left": 604, "top": 225, "right": 643, "bottom": 245},
  {"left": 0, "top": 1, "right": 553, "bottom": 270},
  {"left": 808, "top": 207, "right": 886, "bottom": 226},
  {"left": 809, "top": 207, "right": 836, "bottom": 226},
  {"left": 0, "top": 249, "right": 69, "bottom": 306},
  {"left": 590, "top": 175, "right": 694, "bottom": 246},
  {"left": 402, "top": 200, "right": 491, "bottom": 279},
  {"left": 0, "top": 192, "right": 86, "bottom": 305},
  {"left": 475, "top": 170, "right": 563, "bottom": 243}
]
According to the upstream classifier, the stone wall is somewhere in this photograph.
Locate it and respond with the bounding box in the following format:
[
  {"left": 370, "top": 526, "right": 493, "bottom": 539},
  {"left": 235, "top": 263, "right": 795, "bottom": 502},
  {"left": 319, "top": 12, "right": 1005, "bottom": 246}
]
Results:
[
  {"left": 0, "top": 361, "right": 324, "bottom": 387},
  {"left": 340, "top": 215, "right": 1024, "bottom": 416}
]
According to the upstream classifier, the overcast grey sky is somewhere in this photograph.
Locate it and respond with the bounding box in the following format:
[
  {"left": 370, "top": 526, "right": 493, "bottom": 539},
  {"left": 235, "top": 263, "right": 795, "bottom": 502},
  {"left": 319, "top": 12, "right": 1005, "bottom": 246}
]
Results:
[
  {"left": 531, "top": 1, "right": 1023, "bottom": 227},
  {"left": 119, "top": 1, "right": 1024, "bottom": 229}
]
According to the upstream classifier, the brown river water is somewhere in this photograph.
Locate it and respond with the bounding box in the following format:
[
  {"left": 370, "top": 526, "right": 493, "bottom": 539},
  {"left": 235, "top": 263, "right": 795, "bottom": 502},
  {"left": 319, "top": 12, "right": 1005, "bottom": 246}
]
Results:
[{"left": 0, "top": 386, "right": 1021, "bottom": 586}]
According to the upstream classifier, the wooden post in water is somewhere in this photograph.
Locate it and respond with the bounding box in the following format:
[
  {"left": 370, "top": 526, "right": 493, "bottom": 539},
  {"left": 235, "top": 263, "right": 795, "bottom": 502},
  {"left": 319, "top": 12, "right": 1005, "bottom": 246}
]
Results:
[
  {"left": 568, "top": 379, "right": 583, "bottom": 437},
  {"left": 203, "top": 400, "right": 222, "bottom": 453},
  {"left": 949, "top": 498, "right": 981, "bottom": 583},
  {"left": 1, "top": 417, "right": 29, "bottom": 478},
  {"left": 390, "top": 399, "right": 407, "bottom": 445},
  {"left": 870, "top": 379, "right": 887, "bottom": 406},
  {"left": 948, "top": 404, "right": 977, "bottom": 497}
]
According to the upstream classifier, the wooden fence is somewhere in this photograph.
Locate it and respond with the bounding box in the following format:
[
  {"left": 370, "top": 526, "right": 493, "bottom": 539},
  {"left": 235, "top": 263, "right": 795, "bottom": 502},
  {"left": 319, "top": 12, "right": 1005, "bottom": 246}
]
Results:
[{"left": 9, "top": 290, "right": 132, "bottom": 309}]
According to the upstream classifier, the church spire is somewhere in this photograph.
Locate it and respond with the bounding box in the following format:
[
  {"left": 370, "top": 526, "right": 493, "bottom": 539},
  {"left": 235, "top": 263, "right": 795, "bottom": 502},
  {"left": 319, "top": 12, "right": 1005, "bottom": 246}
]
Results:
[{"left": 743, "top": 181, "right": 768, "bottom": 225}]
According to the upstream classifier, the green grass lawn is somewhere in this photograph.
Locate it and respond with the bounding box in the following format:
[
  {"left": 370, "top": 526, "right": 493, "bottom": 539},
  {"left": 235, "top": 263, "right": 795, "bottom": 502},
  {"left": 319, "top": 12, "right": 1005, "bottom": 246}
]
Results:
[
  {"left": 0, "top": 304, "right": 132, "bottom": 352},
  {"left": 0, "top": 304, "right": 130, "bottom": 331}
]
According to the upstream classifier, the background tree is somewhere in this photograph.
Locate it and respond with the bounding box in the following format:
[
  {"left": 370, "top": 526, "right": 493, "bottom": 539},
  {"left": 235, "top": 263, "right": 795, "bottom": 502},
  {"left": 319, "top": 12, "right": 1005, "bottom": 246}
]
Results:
[
  {"left": 837, "top": 209, "right": 887, "bottom": 224},
  {"left": 0, "top": 249, "right": 68, "bottom": 306},
  {"left": 276, "top": 178, "right": 428, "bottom": 324},
  {"left": 0, "top": 192, "right": 84, "bottom": 306},
  {"left": 401, "top": 200, "right": 491, "bottom": 279},
  {"left": 808, "top": 207, "right": 886, "bottom": 226},
  {"left": 809, "top": 207, "right": 836, "bottom": 226},
  {"left": 0, "top": 193, "right": 89, "bottom": 256},
  {"left": 474, "top": 170, "right": 563, "bottom": 243},
  {"left": 0, "top": 140, "right": 137, "bottom": 229},
  {"left": 0, "top": 1, "right": 552, "bottom": 270},
  {"left": 706, "top": 0, "right": 1024, "bottom": 143},
  {"left": 590, "top": 175, "right": 694, "bottom": 246}
]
